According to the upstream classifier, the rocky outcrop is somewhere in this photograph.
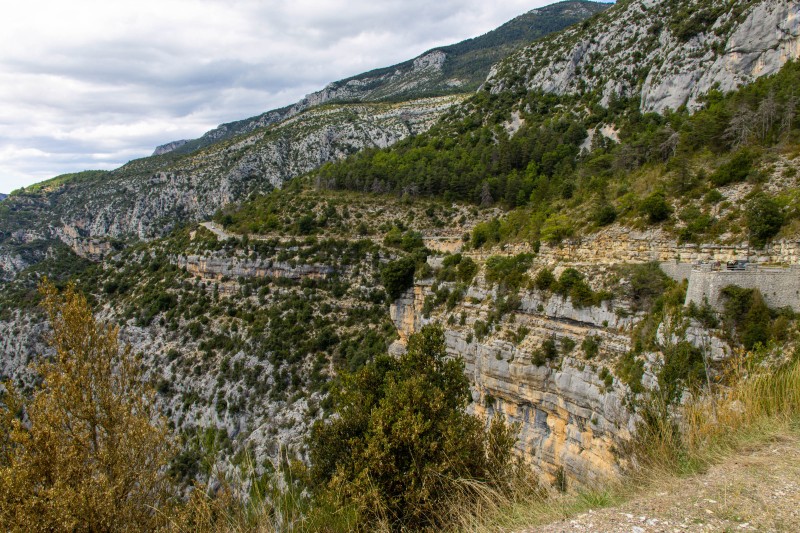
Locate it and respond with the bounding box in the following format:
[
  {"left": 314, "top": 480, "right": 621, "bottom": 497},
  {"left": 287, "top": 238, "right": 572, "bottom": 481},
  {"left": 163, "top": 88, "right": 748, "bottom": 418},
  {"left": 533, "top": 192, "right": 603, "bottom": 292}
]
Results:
[
  {"left": 152, "top": 140, "right": 189, "bottom": 156},
  {"left": 175, "top": 254, "right": 335, "bottom": 281},
  {"left": 486, "top": 226, "right": 800, "bottom": 267},
  {"left": 391, "top": 269, "right": 640, "bottom": 486},
  {"left": 488, "top": 0, "right": 800, "bottom": 113}
]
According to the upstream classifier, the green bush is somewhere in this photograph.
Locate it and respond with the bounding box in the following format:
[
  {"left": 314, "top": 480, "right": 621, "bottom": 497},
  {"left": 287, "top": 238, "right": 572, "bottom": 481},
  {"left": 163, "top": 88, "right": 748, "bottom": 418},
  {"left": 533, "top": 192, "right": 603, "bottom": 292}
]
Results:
[
  {"left": 593, "top": 204, "right": 617, "bottom": 226},
  {"left": 746, "top": 193, "right": 784, "bottom": 247},
  {"left": 720, "top": 285, "right": 772, "bottom": 349},
  {"left": 540, "top": 214, "right": 574, "bottom": 244},
  {"left": 308, "top": 325, "right": 517, "bottom": 530},
  {"left": 381, "top": 257, "right": 416, "bottom": 300},
  {"left": 617, "top": 352, "right": 644, "bottom": 393},
  {"left": 709, "top": 149, "right": 756, "bottom": 187},
  {"left": 532, "top": 336, "right": 559, "bottom": 365},
  {"left": 533, "top": 268, "right": 556, "bottom": 291},
  {"left": 620, "top": 262, "right": 672, "bottom": 312},
  {"left": 485, "top": 254, "right": 533, "bottom": 291},
  {"left": 582, "top": 335, "right": 600, "bottom": 359},
  {"left": 471, "top": 219, "right": 501, "bottom": 249},
  {"left": 659, "top": 341, "right": 705, "bottom": 403},
  {"left": 457, "top": 257, "right": 478, "bottom": 283},
  {"left": 640, "top": 191, "right": 672, "bottom": 223}
]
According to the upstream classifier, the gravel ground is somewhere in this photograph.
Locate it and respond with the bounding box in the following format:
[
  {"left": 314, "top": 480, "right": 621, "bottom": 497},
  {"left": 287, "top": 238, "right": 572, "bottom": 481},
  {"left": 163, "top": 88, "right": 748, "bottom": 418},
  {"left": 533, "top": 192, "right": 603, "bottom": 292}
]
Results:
[{"left": 520, "top": 434, "right": 800, "bottom": 532}]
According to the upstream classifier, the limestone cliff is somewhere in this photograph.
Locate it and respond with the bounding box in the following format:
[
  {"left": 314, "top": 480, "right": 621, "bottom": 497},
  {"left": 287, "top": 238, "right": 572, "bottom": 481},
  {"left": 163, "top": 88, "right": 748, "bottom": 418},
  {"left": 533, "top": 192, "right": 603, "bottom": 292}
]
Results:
[
  {"left": 487, "top": 0, "right": 800, "bottom": 113},
  {"left": 387, "top": 249, "right": 744, "bottom": 486}
]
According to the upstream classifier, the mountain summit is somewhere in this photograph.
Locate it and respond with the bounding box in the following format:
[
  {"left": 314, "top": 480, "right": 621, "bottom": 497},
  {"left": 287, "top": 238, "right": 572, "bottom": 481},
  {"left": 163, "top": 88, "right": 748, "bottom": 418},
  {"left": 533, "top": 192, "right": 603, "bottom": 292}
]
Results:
[{"left": 153, "top": 1, "right": 611, "bottom": 157}]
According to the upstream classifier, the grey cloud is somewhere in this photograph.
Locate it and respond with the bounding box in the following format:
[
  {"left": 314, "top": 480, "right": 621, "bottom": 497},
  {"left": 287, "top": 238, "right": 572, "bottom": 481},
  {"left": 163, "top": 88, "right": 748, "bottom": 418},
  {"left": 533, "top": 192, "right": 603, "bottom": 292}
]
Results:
[{"left": 0, "top": 0, "right": 549, "bottom": 192}]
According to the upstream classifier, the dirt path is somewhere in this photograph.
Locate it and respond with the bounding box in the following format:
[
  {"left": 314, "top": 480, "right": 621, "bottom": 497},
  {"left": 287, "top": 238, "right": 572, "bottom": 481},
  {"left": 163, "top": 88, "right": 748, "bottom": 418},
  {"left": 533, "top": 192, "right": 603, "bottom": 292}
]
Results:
[{"left": 523, "top": 434, "right": 800, "bottom": 532}]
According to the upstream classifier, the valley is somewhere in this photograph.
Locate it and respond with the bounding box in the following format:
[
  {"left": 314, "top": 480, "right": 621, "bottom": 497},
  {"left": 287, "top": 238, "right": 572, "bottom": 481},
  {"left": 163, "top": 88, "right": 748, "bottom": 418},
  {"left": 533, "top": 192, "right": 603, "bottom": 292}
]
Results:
[{"left": 2, "top": 0, "right": 800, "bottom": 530}]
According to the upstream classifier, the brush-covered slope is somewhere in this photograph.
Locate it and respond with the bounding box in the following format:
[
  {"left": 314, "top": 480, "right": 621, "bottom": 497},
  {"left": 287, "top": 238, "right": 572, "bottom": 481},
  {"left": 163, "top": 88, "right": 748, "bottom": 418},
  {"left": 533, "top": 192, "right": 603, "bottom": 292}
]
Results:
[
  {"left": 158, "top": 1, "right": 610, "bottom": 157},
  {"left": 0, "top": 2, "right": 606, "bottom": 281}
]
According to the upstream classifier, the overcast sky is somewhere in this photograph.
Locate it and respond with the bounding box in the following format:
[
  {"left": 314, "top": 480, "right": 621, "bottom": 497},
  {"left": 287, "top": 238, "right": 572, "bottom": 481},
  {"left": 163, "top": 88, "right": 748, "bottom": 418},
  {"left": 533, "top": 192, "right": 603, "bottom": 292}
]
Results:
[{"left": 0, "top": 0, "right": 567, "bottom": 193}]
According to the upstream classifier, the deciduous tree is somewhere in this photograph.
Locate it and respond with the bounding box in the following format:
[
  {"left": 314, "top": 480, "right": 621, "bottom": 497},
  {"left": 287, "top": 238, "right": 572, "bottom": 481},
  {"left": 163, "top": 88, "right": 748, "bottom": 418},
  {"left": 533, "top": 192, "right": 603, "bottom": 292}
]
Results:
[{"left": 0, "top": 280, "right": 174, "bottom": 531}]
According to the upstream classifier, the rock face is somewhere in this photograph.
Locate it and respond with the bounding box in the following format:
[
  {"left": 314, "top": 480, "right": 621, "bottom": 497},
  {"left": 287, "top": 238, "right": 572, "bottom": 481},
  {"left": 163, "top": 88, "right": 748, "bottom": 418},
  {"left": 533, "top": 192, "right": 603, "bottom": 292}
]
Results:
[
  {"left": 391, "top": 267, "right": 641, "bottom": 486},
  {"left": 487, "top": 0, "right": 800, "bottom": 113},
  {"left": 152, "top": 140, "right": 189, "bottom": 156},
  {"left": 175, "top": 254, "right": 335, "bottom": 282}
]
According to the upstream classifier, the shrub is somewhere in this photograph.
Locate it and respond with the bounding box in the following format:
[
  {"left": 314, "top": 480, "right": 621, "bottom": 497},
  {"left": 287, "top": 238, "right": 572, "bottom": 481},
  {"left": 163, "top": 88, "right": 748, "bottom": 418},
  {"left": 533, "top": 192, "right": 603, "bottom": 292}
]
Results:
[
  {"left": 640, "top": 191, "right": 672, "bottom": 223},
  {"left": 593, "top": 204, "right": 617, "bottom": 226},
  {"left": 540, "top": 214, "right": 574, "bottom": 244},
  {"left": 621, "top": 262, "right": 672, "bottom": 312},
  {"left": 709, "top": 149, "right": 755, "bottom": 186},
  {"left": 554, "top": 268, "right": 583, "bottom": 296},
  {"left": 582, "top": 335, "right": 601, "bottom": 359},
  {"left": 745, "top": 193, "right": 784, "bottom": 247},
  {"left": 457, "top": 257, "right": 478, "bottom": 283},
  {"left": 308, "top": 325, "right": 517, "bottom": 530},
  {"left": 471, "top": 219, "right": 501, "bottom": 248},
  {"left": 560, "top": 337, "right": 576, "bottom": 354},
  {"left": 381, "top": 257, "right": 416, "bottom": 300},
  {"left": 0, "top": 281, "right": 173, "bottom": 530},
  {"left": 720, "top": 285, "right": 772, "bottom": 349},
  {"left": 617, "top": 352, "right": 644, "bottom": 393},
  {"left": 533, "top": 268, "right": 556, "bottom": 291},
  {"left": 703, "top": 189, "right": 723, "bottom": 204},
  {"left": 659, "top": 341, "right": 705, "bottom": 403},
  {"left": 532, "top": 336, "right": 559, "bottom": 365},
  {"left": 485, "top": 254, "right": 533, "bottom": 291}
]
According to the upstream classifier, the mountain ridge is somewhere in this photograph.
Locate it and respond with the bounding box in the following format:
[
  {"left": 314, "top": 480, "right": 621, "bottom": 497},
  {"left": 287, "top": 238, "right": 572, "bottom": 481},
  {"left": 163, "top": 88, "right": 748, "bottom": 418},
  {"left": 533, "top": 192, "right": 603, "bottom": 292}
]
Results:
[
  {"left": 153, "top": 1, "right": 612, "bottom": 157},
  {"left": 485, "top": 0, "right": 800, "bottom": 112},
  {"left": 1, "top": 2, "right": 606, "bottom": 280}
]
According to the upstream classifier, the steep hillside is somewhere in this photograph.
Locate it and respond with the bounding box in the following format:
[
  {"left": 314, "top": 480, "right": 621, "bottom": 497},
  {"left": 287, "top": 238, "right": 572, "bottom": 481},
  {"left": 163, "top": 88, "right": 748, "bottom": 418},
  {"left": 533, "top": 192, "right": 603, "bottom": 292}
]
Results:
[
  {"left": 0, "top": 190, "right": 501, "bottom": 473},
  {"left": 0, "top": 96, "right": 462, "bottom": 280},
  {"left": 0, "top": 2, "right": 606, "bottom": 281},
  {"left": 487, "top": 0, "right": 800, "bottom": 112},
  {"left": 159, "top": 1, "right": 610, "bottom": 157},
  {"left": 2, "top": 0, "right": 800, "bottom": 526}
]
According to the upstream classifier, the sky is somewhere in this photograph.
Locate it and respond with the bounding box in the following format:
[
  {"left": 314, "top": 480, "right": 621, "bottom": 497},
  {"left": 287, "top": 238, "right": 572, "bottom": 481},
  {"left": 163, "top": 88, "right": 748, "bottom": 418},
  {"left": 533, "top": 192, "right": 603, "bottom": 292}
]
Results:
[{"left": 0, "top": 0, "right": 568, "bottom": 193}]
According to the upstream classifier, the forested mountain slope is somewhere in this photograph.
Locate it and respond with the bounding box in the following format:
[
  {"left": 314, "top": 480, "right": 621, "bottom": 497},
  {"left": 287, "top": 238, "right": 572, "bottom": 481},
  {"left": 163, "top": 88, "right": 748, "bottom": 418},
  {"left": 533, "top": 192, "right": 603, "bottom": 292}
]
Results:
[{"left": 2, "top": 1, "right": 800, "bottom": 528}]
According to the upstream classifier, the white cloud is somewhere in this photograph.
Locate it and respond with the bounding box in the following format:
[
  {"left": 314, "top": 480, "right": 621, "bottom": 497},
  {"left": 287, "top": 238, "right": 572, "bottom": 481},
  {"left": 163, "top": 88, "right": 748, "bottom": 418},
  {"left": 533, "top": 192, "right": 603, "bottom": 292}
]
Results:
[{"left": 0, "top": 0, "right": 555, "bottom": 193}]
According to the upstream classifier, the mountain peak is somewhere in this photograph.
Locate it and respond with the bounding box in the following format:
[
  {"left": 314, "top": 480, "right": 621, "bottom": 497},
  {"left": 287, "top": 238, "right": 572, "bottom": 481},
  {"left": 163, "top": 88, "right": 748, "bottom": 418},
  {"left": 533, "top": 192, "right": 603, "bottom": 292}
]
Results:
[{"left": 154, "top": 1, "right": 610, "bottom": 157}]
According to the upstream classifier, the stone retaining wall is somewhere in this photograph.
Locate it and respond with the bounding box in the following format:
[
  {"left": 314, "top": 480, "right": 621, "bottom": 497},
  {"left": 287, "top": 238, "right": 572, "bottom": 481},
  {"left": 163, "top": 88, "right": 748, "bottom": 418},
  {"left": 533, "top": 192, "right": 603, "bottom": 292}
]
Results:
[{"left": 685, "top": 264, "right": 800, "bottom": 311}]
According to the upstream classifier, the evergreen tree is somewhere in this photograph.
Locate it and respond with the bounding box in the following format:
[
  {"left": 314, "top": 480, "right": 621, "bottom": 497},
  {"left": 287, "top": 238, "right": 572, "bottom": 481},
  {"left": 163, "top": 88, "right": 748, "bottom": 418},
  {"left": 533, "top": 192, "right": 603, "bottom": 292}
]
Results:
[{"left": 308, "top": 324, "right": 517, "bottom": 530}]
